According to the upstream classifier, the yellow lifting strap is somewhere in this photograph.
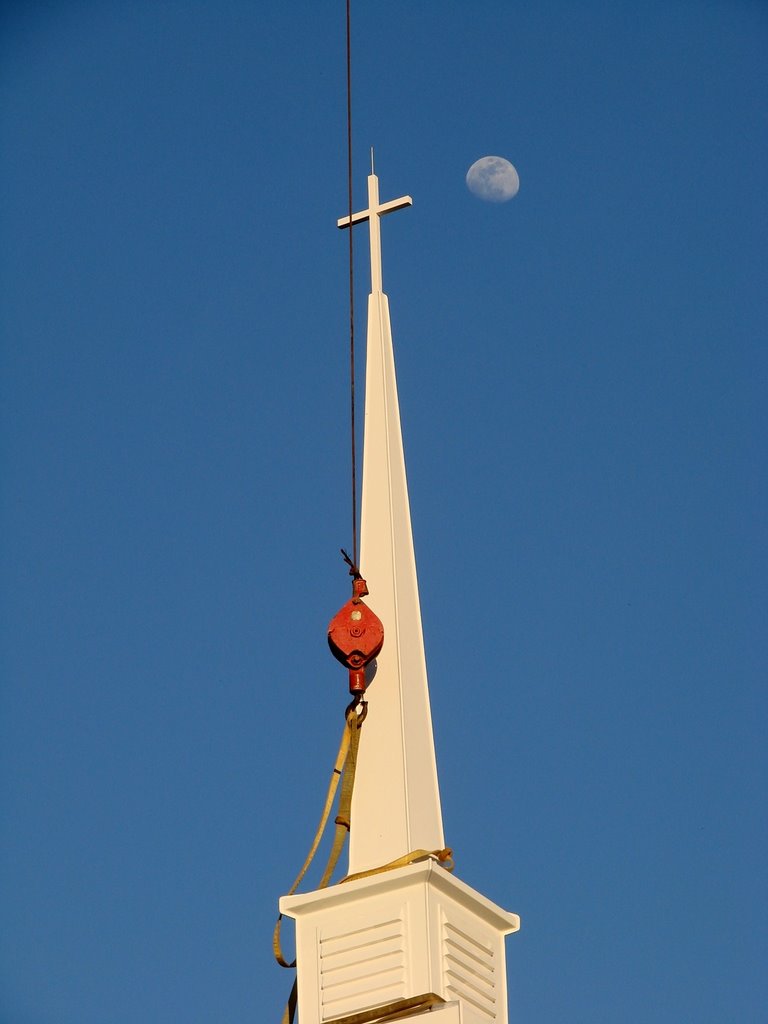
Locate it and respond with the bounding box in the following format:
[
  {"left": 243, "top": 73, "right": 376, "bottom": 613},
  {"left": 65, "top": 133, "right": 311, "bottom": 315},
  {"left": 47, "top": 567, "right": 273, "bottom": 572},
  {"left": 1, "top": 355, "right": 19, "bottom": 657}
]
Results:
[
  {"left": 325, "top": 992, "right": 446, "bottom": 1024},
  {"left": 341, "top": 846, "right": 454, "bottom": 885},
  {"left": 273, "top": 705, "right": 363, "bottom": 970}
]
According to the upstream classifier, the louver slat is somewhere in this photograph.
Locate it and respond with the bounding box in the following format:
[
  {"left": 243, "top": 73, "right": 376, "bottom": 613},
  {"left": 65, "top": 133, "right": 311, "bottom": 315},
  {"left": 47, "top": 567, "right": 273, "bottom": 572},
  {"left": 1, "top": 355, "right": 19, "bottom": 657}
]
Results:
[
  {"left": 319, "top": 915, "right": 407, "bottom": 1021},
  {"left": 443, "top": 920, "right": 497, "bottom": 1022}
]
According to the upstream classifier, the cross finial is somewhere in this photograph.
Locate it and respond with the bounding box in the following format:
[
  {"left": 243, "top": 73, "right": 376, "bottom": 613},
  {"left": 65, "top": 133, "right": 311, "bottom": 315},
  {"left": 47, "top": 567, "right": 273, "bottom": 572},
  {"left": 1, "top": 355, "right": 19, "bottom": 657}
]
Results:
[{"left": 337, "top": 173, "right": 412, "bottom": 293}]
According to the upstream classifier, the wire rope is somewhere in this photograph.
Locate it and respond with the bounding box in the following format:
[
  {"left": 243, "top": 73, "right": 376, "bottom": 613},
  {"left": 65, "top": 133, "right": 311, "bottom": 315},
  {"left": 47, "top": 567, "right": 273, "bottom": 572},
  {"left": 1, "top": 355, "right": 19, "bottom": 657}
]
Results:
[{"left": 345, "top": 0, "right": 358, "bottom": 570}]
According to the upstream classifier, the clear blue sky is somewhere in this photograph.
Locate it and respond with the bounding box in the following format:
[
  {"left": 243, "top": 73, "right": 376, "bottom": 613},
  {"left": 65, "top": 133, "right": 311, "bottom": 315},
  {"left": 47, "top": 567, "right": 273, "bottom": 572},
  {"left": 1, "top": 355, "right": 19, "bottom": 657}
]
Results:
[{"left": 1, "top": 2, "right": 766, "bottom": 1022}]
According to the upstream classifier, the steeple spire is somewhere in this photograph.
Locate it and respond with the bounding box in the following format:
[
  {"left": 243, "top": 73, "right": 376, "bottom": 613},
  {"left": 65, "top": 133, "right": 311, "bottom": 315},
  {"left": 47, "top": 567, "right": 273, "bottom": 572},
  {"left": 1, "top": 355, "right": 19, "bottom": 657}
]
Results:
[{"left": 337, "top": 172, "right": 443, "bottom": 875}]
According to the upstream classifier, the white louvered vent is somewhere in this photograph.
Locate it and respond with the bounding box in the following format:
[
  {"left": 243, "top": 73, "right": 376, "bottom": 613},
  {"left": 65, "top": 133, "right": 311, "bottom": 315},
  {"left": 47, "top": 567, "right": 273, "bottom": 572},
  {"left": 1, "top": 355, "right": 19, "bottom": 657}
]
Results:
[
  {"left": 319, "top": 914, "right": 407, "bottom": 1022},
  {"left": 442, "top": 919, "right": 497, "bottom": 1022}
]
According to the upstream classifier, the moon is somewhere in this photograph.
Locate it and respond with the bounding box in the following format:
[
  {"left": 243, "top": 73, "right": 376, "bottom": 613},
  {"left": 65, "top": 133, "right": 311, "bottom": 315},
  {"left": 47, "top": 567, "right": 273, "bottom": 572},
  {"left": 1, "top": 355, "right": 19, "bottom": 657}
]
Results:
[{"left": 466, "top": 156, "right": 520, "bottom": 202}]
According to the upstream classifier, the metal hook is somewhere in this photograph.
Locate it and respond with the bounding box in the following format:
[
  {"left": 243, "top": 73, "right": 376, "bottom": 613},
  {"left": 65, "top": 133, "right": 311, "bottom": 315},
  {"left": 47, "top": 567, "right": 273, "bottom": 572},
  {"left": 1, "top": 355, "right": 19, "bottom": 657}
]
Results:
[{"left": 345, "top": 694, "right": 368, "bottom": 726}]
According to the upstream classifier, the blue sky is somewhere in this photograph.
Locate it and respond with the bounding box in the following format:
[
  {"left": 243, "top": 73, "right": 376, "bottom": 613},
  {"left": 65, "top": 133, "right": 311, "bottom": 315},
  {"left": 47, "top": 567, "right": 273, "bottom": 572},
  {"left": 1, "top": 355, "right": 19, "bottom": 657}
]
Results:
[{"left": 1, "top": 2, "right": 766, "bottom": 1021}]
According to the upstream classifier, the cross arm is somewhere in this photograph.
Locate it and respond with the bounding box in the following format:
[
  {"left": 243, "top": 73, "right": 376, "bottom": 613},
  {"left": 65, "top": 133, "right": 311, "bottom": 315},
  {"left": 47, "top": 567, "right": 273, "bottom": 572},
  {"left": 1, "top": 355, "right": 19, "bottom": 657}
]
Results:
[{"left": 337, "top": 195, "right": 413, "bottom": 230}]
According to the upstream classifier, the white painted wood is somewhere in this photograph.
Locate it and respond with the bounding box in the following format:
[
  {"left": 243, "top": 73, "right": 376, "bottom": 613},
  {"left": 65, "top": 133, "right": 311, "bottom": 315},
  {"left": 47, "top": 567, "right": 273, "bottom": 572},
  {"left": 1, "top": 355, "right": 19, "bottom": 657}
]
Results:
[
  {"left": 338, "top": 173, "right": 446, "bottom": 876},
  {"left": 280, "top": 861, "right": 519, "bottom": 1024},
  {"left": 422, "top": 1004, "right": 463, "bottom": 1024}
]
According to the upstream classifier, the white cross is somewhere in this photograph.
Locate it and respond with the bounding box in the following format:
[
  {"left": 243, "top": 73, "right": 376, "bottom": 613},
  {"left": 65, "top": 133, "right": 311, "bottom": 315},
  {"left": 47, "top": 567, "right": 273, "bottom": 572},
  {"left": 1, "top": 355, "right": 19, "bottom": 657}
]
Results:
[{"left": 337, "top": 173, "right": 412, "bottom": 293}]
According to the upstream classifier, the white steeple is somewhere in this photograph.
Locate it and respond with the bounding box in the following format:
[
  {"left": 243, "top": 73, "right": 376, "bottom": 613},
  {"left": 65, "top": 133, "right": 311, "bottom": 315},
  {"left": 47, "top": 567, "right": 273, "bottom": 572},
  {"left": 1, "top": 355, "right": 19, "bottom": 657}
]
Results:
[
  {"left": 336, "top": 170, "right": 444, "bottom": 876},
  {"left": 280, "top": 169, "right": 519, "bottom": 1024}
]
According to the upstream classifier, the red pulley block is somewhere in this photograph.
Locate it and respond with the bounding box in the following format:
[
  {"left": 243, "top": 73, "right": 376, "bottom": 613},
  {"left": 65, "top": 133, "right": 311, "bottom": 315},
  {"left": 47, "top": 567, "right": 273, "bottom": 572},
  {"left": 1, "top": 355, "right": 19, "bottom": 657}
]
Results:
[{"left": 327, "top": 577, "right": 384, "bottom": 694}]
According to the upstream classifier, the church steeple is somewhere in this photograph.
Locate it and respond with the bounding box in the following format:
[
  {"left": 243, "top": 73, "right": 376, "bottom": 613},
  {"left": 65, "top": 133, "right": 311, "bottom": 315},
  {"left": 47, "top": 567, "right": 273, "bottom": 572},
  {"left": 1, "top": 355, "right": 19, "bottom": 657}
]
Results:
[
  {"left": 279, "top": 168, "right": 519, "bottom": 1024},
  {"left": 336, "top": 170, "right": 444, "bottom": 876}
]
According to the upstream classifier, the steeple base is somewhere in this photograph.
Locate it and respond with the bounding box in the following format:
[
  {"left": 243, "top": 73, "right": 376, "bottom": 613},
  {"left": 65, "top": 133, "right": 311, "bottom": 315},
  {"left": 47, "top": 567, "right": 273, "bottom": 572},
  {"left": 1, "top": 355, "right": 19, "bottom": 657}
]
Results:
[{"left": 279, "top": 861, "right": 519, "bottom": 1024}]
